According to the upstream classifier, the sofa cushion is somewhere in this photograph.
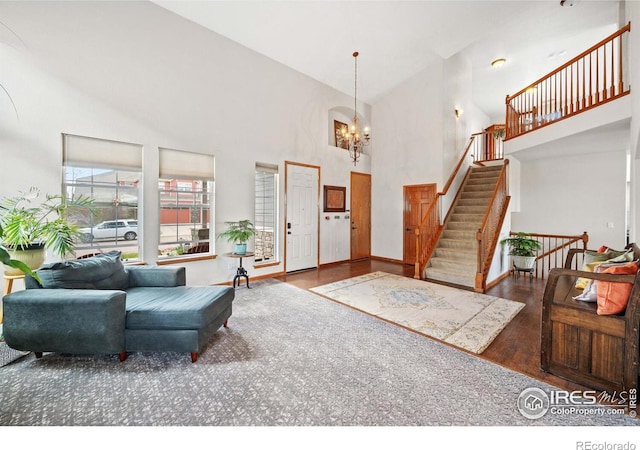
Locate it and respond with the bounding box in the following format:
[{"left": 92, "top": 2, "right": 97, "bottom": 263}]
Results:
[
  {"left": 36, "top": 251, "right": 129, "bottom": 290},
  {"left": 124, "top": 286, "right": 234, "bottom": 330}
]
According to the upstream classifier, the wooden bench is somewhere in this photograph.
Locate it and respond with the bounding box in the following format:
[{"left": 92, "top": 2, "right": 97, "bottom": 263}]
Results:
[{"left": 540, "top": 244, "right": 640, "bottom": 394}]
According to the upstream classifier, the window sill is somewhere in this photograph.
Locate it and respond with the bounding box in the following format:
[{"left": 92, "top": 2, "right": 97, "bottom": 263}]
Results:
[
  {"left": 253, "top": 261, "right": 280, "bottom": 269},
  {"left": 156, "top": 254, "right": 217, "bottom": 265}
]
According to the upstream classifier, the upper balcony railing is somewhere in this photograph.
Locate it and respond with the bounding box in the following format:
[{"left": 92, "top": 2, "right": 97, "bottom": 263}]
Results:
[{"left": 505, "top": 22, "right": 630, "bottom": 141}]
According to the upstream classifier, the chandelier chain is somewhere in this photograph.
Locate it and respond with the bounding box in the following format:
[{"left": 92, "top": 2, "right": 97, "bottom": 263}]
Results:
[
  {"left": 353, "top": 51, "right": 358, "bottom": 120},
  {"left": 336, "top": 51, "right": 370, "bottom": 166}
]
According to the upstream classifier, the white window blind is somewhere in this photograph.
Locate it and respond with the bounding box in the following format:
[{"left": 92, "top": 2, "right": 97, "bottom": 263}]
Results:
[
  {"left": 255, "top": 162, "right": 278, "bottom": 263},
  {"left": 62, "top": 133, "right": 142, "bottom": 170},
  {"left": 159, "top": 148, "right": 214, "bottom": 181}
]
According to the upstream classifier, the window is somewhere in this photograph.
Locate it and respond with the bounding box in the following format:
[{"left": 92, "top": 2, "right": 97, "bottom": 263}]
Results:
[
  {"left": 158, "top": 148, "right": 214, "bottom": 259},
  {"left": 62, "top": 134, "right": 142, "bottom": 261},
  {"left": 255, "top": 163, "right": 279, "bottom": 264},
  {"left": 177, "top": 181, "right": 192, "bottom": 192}
]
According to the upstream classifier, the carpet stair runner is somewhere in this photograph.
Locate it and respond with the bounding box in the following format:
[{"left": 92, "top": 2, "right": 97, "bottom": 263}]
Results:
[{"left": 424, "top": 164, "right": 504, "bottom": 288}]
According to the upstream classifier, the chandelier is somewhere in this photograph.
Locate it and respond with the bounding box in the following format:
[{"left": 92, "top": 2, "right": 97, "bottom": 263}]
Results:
[{"left": 337, "top": 51, "right": 371, "bottom": 166}]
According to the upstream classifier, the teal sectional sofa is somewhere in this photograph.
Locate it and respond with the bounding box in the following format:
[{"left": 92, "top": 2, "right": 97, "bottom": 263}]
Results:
[{"left": 2, "top": 251, "right": 234, "bottom": 362}]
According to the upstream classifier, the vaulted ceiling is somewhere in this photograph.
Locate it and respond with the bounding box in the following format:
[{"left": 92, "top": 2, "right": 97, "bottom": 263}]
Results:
[{"left": 153, "top": 0, "right": 622, "bottom": 120}]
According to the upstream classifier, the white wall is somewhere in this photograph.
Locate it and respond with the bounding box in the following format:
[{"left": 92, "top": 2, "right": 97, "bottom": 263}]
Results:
[
  {"left": 370, "top": 65, "right": 444, "bottom": 261},
  {"left": 442, "top": 53, "right": 490, "bottom": 174},
  {"left": 0, "top": 1, "right": 370, "bottom": 286},
  {"left": 441, "top": 53, "right": 491, "bottom": 218},
  {"left": 510, "top": 150, "right": 627, "bottom": 249}
]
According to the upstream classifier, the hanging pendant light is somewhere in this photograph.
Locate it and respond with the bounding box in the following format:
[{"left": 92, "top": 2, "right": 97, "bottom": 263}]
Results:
[{"left": 337, "top": 51, "right": 371, "bottom": 166}]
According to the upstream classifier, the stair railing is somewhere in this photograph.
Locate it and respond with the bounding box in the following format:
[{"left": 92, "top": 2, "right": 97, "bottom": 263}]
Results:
[
  {"left": 413, "top": 135, "right": 476, "bottom": 279},
  {"left": 472, "top": 125, "right": 505, "bottom": 164},
  {"left": 505, "top": 22, "right": 631, "bottom": 140},
  {"left": 505, "top": 231, "right": 589, "bottom": 279},
  {"left": 474, "top": 160, "right": 510, "bottom": 292}
]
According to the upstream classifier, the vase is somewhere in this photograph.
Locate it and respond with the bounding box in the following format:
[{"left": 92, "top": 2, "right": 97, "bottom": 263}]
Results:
[
  {"left": 3, "top": 244, "right": 46, "bottom": 276},
  {"left": 234, "top": 243, "right": 247, "bottom": 255},
  {"left": 512, "top": 255, "right": 536, "bottom": 270}
]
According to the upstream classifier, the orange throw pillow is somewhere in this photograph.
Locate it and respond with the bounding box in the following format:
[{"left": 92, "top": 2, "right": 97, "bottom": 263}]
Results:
[{"left": 596, "top": 261, "right": 638, "bottom": 315}]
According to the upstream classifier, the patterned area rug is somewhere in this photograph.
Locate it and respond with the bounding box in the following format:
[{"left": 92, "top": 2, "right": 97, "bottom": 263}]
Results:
[
  {"left": 0, "top": 279, "right": 636, "bottom": 426},
  {"left": 311, "top": 271, "right": 524, "bottom": 354},
  {"left": 0, "top": 325, "right": 30, "bottom": 367}
]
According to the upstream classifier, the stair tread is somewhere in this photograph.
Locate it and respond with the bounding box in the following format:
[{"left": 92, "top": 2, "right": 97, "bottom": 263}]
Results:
[
  {"left": 424, "top": 269, "right": 475, "bottom": 287},
  {"left": 431, "top": 260, "right": 476, "bottom": 267}
]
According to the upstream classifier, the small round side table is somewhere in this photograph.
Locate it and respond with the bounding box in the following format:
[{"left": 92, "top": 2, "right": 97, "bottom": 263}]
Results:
[{"left": 224, "top": 252, "right": 255, "bottom": 289}]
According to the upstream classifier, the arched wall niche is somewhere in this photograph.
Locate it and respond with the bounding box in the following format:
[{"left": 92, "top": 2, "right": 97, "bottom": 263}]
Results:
[{"left": 327, "top": 106, "right": 369, "bottom": 149}]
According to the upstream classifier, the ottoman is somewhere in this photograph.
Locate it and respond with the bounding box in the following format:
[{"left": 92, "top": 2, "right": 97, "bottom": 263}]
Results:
[{"left": 123, "top": 285, "right": 234, "bottom": 362}]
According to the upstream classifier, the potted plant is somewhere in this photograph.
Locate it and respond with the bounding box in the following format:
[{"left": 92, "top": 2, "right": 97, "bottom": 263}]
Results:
[
  {"left": 0, "top": 187, "right": 93, "bottom": 276},
  {"left": 216, "top": 219, "right": 255, "bottom": 255},
  {"left": 500, "top": 232, "right": 541, "bottom": 270},
  {"left": 0, "top": 242, "right": 38, "bottom": 280},
  {"left": 493, "top": 128, "right": 506, "bottom": 140}
]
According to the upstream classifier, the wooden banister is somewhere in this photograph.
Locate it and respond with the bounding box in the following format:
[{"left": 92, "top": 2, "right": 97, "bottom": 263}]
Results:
[
  {"left": 413, "top": 127, "right": 510, "bottom": 281},
  {"left": 474, "top": 160, "right": 510, "bottom": 292},
  {"left": 441, "top": 136, "right": 475, "bottom": 195},
  {"left": 506, "top": 22, "right": 630, "bottom": 140},
  {"left": 504, "top": 231, "right": 589, "bottom": 278},
  {"left": 471, "top": 125, "right": 505, "bottom": 164}
]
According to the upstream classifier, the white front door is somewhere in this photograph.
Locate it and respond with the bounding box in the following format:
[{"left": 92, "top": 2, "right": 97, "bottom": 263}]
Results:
[{"left": 285, "top": 162, "right": 319, "bottom": 272}]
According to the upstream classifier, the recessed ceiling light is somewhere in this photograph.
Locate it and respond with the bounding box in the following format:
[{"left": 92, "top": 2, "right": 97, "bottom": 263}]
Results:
[{"left": 491, "top": 58, "right": 506, "bottom": 68}]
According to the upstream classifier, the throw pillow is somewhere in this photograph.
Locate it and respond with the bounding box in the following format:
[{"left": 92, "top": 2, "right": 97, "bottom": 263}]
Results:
[
  {"left": 573, "top": 277, "right": 598, "bottom": 302},
  {"left": 596, "top": 260, "right": 638, "bottom": 315},
  {"left": 575, "top": 248, "right": 633, "bottom": 289},
  {"left": 36, "top": 251, "right": 129, "bottom": 290}
]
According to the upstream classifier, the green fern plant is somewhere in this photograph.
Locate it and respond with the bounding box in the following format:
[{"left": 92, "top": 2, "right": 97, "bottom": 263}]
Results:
[
  {"left": 500, "top": 232, "right": 541, "bottom": 257},
  {"left": 0, "top": 187, "right": 94, "bottom": 262},
  {"left": 216, "top": 219, "right": 255, "bottom": 245}
]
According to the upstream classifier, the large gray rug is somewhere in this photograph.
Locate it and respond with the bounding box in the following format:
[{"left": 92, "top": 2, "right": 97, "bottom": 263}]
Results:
[{"left": 0, "top": 279, "right": 637, "bottom": 426}]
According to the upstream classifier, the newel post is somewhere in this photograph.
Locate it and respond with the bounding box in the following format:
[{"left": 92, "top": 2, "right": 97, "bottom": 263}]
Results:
[{"left": 414, "top": 228, "right": 421, "bottom": 279}]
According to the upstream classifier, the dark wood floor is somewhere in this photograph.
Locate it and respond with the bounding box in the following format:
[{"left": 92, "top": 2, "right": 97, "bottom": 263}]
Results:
[{"left": 276, "top": 258, "right": 589, "bottom": 393}]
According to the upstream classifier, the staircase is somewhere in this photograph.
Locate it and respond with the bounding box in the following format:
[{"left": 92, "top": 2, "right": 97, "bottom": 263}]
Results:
[{"left": 424, "top": 164, "right": 504, "bottom": 288}]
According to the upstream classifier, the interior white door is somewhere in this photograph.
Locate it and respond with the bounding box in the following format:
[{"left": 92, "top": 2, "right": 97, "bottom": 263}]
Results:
[{"left": 286, "top": 163, "right": 319, "bottom": 272}]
